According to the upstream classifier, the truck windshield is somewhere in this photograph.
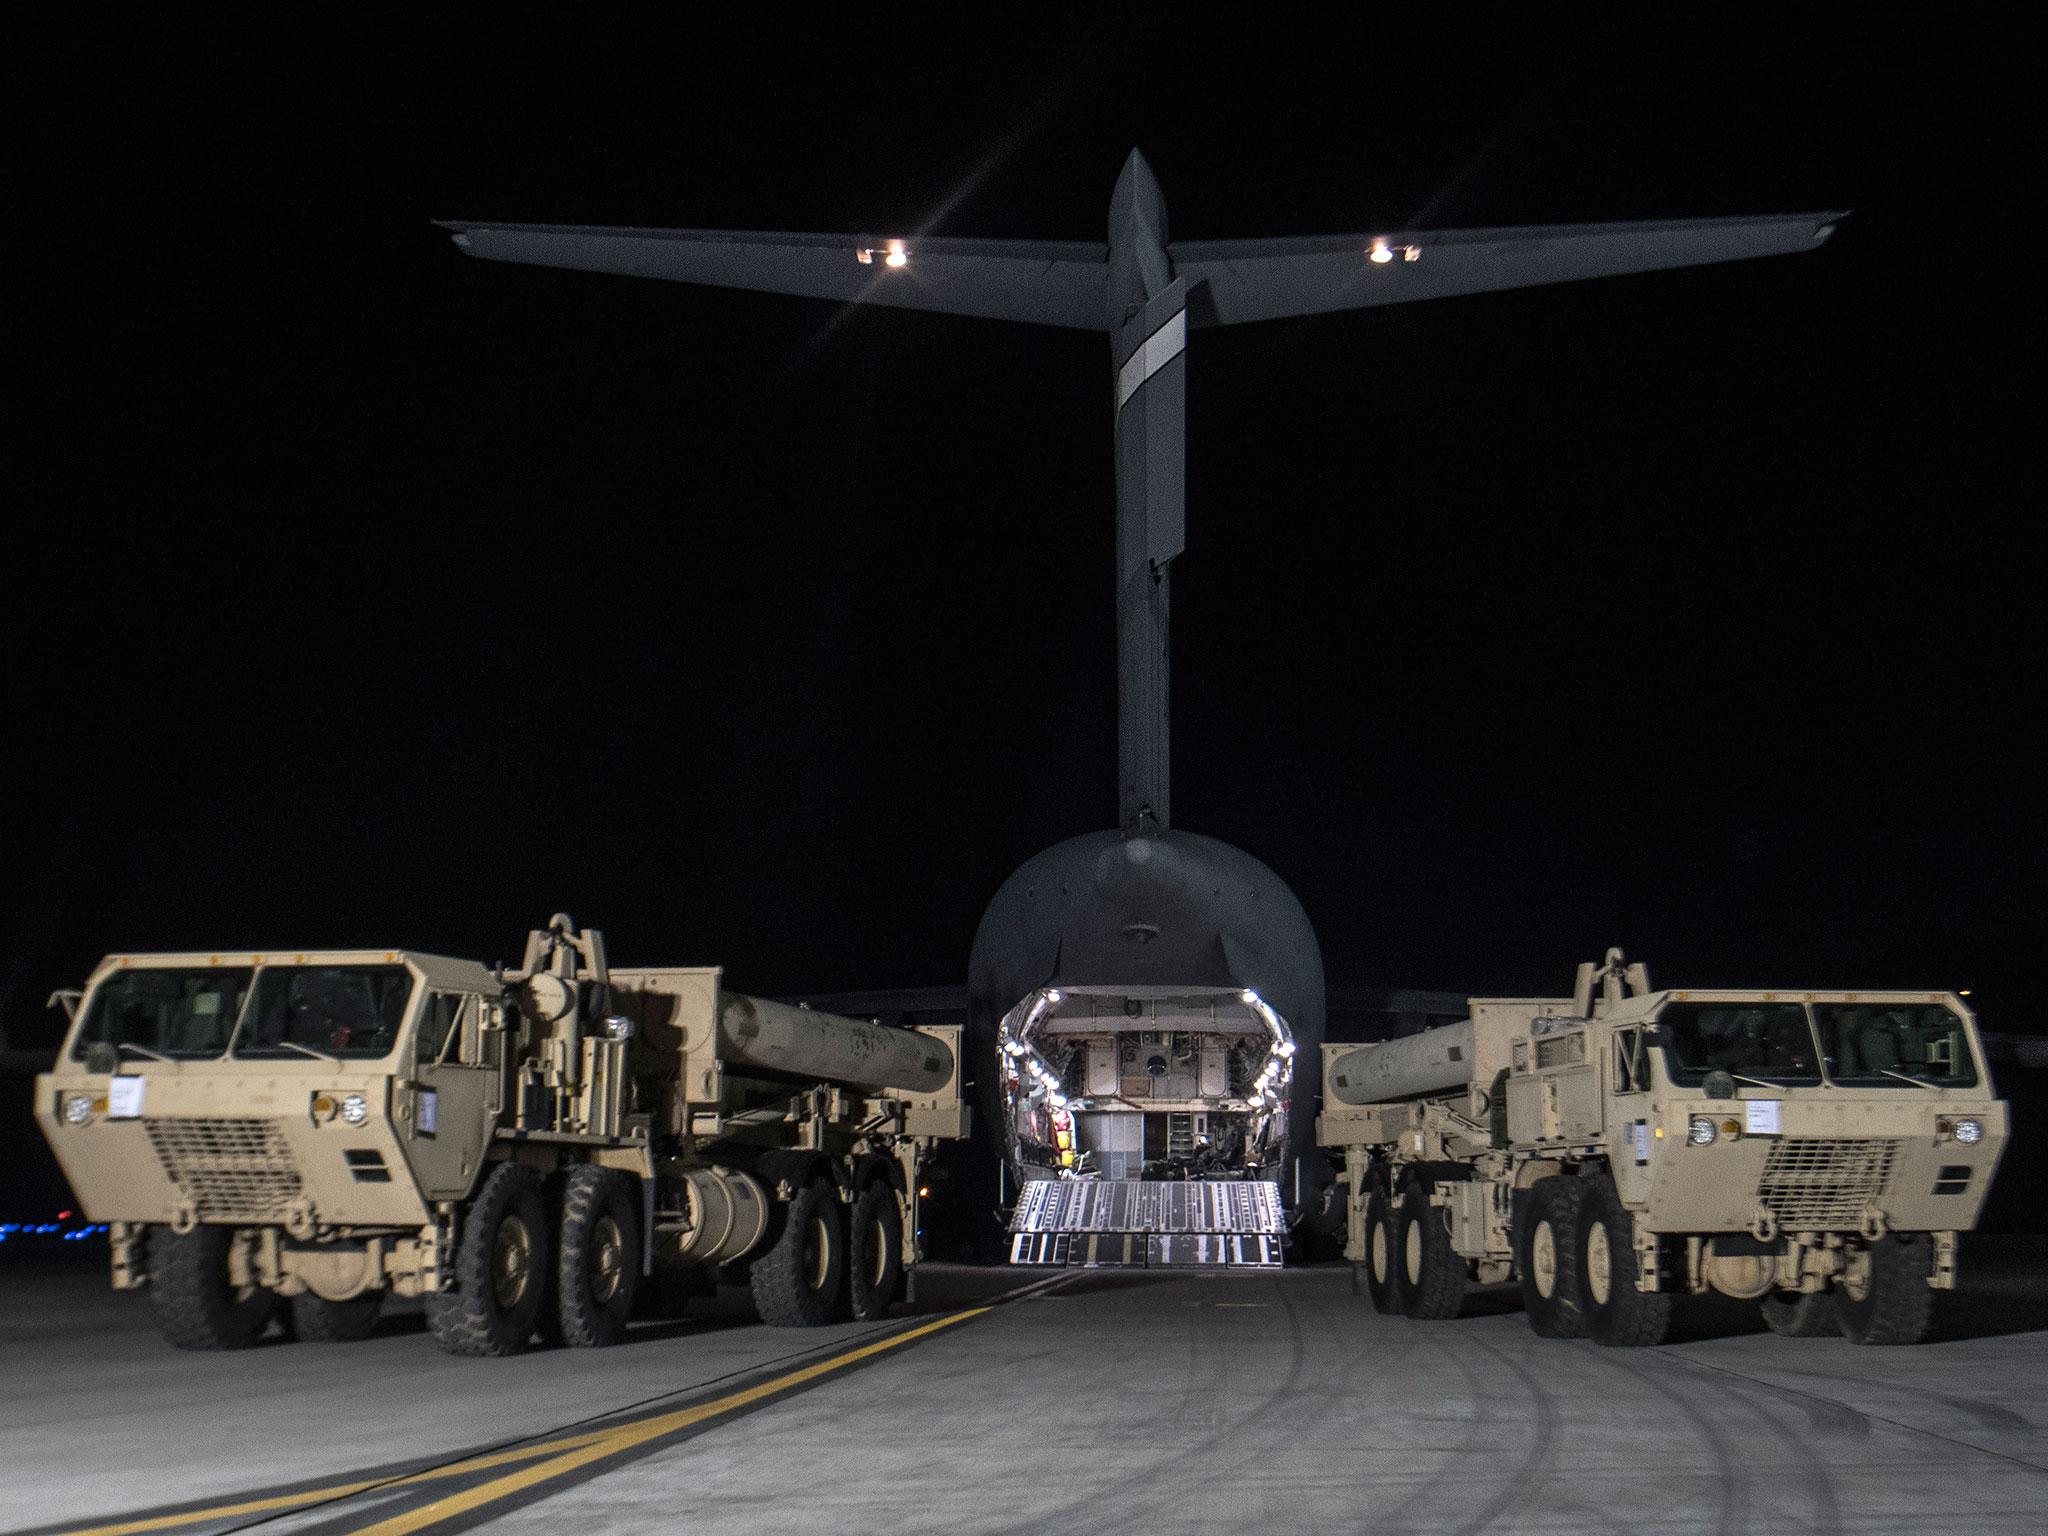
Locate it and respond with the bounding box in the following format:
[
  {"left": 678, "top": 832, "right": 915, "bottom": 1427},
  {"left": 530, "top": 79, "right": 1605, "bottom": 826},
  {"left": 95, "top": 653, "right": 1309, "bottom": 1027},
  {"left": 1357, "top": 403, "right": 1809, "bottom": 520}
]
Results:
[
  {"left": 70, "top": 967, "right": 253, "bottom": 1060},
  {"left": 1816, "top": 1003, "right": 1978, "bottom": 1087},
  {"left": 1656, "top": 1002, "right": 1823, "bottom": 1087},
  {"left": 233, "top": 966, "right": 413, "bottom": 1059}
]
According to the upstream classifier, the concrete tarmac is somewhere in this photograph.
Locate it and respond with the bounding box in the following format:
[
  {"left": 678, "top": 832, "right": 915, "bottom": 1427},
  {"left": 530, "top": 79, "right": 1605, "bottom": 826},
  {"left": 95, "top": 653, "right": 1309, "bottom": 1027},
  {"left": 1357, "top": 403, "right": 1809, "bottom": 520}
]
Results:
[{"left": 3, "top": 1241, "right": 2044, "bottom": 1535}]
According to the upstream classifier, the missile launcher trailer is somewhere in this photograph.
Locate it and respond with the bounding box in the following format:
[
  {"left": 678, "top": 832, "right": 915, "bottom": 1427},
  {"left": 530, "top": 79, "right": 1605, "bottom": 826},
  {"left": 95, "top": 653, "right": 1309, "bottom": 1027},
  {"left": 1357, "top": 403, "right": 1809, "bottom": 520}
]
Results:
[
  {"left": 34, "top": 916, "right": 968, "bottom": 1354},
  {"left": 1317, "top": 950, "right": 2006, "bottom": 1346}
]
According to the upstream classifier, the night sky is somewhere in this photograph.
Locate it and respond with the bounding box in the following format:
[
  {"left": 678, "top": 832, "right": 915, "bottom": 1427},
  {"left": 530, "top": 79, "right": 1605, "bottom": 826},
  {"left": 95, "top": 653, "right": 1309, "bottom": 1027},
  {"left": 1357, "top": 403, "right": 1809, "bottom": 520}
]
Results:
[{"left": 6, "top": 11, "right": 2040, "bottom": 1207}]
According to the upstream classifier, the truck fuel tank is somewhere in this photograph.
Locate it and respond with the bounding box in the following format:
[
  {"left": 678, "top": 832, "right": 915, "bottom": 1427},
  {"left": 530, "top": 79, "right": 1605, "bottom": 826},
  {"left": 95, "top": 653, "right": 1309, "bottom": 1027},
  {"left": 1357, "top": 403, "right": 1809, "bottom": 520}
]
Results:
[
  {"left": 718, "top": 994, "right": 954, "bottom": 1094},
  {"left": 1328, "top": 1021, "right": 1476, "bottom": 1105}
]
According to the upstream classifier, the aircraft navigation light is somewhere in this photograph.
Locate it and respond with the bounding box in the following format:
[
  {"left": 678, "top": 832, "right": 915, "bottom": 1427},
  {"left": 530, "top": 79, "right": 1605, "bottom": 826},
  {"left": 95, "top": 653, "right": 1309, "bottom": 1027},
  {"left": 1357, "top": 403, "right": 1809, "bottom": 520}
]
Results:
[
  {"left": 1369, "top": 241, "right": 1394, "bottom": 264},
  {"left": 884, "top": 240, "right": 908, "bottom": 268}
]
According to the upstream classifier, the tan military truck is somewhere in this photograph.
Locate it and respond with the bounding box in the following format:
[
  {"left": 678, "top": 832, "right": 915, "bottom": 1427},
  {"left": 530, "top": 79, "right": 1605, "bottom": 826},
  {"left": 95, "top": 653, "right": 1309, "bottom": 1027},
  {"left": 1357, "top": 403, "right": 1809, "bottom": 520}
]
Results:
[
  {"left": 1317, "top": 949, "right": 2006, "bottom": 1345},
  {"left": 34, "top": 915, "right": 967, "bottom": 1354}
]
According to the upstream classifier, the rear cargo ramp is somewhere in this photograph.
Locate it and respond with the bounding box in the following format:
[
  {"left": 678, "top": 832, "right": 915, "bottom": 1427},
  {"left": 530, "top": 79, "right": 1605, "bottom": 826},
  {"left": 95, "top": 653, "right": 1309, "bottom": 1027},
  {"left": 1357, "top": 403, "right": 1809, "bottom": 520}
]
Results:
[{"left": 1008, "top": 1179, "right": 1284, "bottom": 1268}]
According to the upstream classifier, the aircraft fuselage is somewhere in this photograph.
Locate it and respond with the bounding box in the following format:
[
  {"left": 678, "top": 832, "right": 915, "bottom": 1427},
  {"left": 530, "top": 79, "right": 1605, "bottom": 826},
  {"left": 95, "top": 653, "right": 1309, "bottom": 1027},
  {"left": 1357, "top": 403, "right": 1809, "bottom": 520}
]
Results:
[{"left": 967, "top": 829, "right": 1324, "bottom": 1199}]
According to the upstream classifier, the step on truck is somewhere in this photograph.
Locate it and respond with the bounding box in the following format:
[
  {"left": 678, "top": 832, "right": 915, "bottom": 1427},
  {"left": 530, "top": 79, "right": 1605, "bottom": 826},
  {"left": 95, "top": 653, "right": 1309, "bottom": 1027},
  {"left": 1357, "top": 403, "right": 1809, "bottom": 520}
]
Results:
[
  {"left": 34, "top": 915, "right": 968, "bottom": 1354},
  {"left": 1316, "top": 949, "right": 2007, "bottom": 1345}
]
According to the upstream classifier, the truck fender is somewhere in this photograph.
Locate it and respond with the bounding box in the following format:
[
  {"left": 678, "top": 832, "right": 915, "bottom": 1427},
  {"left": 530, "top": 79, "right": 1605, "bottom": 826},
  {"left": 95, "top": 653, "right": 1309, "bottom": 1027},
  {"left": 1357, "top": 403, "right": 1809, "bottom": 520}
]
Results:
[{"left": 854, "top": 1154, "right": 904, "bottom": 1195}]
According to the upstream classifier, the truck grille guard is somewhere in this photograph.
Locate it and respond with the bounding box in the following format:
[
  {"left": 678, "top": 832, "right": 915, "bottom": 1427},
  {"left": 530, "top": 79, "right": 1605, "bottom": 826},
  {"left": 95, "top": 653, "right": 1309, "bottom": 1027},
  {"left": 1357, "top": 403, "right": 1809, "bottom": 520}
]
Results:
[
  {"left": 143, "top": 1117, "right": 305, "bottom": 1223},
  {"left": 1755, "top": 1137, "right": 1901, "bottom": 1231}
]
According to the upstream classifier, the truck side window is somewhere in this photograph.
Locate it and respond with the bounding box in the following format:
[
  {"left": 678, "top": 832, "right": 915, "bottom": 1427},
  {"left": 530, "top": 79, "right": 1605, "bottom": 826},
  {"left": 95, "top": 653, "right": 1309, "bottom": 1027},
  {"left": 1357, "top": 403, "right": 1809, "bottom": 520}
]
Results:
[
  {"left": 1614, "top": 1030, "right": 1639, "bottom": 1092},
  {"left": 415, "top": 993, "right": 465, "bottom": 1065}
]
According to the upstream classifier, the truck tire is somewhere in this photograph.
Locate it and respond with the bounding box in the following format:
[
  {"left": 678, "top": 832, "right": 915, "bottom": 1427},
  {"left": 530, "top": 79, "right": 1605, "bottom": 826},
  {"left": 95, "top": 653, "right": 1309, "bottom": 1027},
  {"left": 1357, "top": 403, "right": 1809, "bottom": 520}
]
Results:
[
  {"left": 1517, "top": 1176, "right": 1589, "bottom": 1340},
  {"left": 289, "top": 1290, "right": 382, "bottom": 1343},
  {"left": 150, "top": 1226, "right": 276, "bottom": 1351},
  {"left": 1363, "top": 1175, "right": 1405, "bottom": 1316},
  {"left": 1836, "top": 1232, "right": 1935, "bottom": 1346},
  {"left": 427, "top": 1163, "right": 552, "bottom": 1357},
  {"left": 1396, "top": 1182, "right": 1467, "bottom": 1320},
  {"left": 556, "top": 1166, "right": 641, "bottom": 1348},
  {"left": 751, "top": 1179, "right": 848, "bottom": 1328},
  {"left": 848, "top": 1182, "right": 904, "bottom": 1322},
  {"left": 1760, "top": 1290, "right": 1840, "bottom": 1338},
  {"left": 1578, "top": 1175, "right": 1671, "bottom": 1347}
]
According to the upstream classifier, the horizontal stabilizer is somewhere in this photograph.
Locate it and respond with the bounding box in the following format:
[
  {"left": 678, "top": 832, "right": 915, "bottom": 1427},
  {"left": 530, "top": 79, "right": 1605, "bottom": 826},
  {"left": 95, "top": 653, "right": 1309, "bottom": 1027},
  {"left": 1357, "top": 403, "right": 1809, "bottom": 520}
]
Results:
[
  {"left": 1171, "top": 210, "right": 1847, "bottom": 327},
  {"left": 438, "top": 222, "right": 1109, "bottom": 329}
]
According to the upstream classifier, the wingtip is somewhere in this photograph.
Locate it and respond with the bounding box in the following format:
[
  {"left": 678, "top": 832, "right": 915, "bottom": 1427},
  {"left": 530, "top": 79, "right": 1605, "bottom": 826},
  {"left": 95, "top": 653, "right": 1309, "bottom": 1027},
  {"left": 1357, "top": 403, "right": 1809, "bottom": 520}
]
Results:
[{"left": 1811, "top": 211, "right": 1852, "bottom": 245}]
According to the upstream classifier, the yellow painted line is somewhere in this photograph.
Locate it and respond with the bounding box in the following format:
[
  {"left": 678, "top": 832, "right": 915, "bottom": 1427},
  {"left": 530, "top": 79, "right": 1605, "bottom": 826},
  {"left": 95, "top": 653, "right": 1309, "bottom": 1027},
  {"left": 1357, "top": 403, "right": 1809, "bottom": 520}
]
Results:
[
  {"left": 356, "top": 1306, "right": 994, "bottom": 1536},
  {"left": 54, "top": 1427, "right": 625, "bottom": 1536},
  {"left": 58, "top": 1306, "right": 995, "bottom": 1536}
]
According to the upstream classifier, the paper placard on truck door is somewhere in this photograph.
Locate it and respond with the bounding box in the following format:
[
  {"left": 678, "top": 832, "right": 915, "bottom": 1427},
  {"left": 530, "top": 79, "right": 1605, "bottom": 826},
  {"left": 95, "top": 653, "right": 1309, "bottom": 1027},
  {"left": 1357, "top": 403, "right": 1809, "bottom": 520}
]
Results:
[
  {"left": 107, "top": 1076, "right": 145, "bottom": 1119},
  {"left": 1744, "top": 1099, "right": 1781, "bottom": 1136}
]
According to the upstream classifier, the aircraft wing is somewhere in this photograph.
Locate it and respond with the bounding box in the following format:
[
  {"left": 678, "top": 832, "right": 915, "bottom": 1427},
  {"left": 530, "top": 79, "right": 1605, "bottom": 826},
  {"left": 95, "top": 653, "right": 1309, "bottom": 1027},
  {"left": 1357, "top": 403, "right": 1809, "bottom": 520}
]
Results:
[
  {"left": 437, "top": 222, "right": 1110, "bottom": 329},
  {"left": 1171, "top": 210, "right": 1848, "bottom": 328}
]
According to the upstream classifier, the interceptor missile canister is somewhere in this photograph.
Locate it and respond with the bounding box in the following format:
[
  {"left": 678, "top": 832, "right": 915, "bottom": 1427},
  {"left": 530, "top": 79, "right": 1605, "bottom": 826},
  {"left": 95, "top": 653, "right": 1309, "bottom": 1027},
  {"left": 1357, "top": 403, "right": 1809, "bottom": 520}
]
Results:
[
  {"left": 1328, "top": 1021, "right": 1476, "bottom": 1105},
  {"left": 717, "top": 994, "right": 954, "bottom": 1093}
]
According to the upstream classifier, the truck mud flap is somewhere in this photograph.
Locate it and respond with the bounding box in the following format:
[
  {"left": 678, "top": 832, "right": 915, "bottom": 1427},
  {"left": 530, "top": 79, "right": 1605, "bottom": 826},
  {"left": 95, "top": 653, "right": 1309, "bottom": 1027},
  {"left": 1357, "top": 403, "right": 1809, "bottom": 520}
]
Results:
[{"left": 1007, "top": 1180, "right": 1284, "bottom": 1268}]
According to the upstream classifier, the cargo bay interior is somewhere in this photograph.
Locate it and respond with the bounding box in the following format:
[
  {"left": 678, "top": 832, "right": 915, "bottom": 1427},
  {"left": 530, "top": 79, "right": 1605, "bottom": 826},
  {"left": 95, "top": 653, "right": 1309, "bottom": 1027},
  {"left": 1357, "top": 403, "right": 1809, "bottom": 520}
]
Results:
[{"left": 998, "top": 985, "right": 1295, "bottom": 1183}]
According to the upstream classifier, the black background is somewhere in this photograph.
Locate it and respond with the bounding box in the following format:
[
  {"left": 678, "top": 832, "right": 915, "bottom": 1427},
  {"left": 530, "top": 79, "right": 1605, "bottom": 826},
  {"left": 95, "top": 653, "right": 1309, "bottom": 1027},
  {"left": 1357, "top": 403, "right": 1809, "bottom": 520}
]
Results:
[{"left": 7, "top": 8, "right": 2039, "bottom": 1210}]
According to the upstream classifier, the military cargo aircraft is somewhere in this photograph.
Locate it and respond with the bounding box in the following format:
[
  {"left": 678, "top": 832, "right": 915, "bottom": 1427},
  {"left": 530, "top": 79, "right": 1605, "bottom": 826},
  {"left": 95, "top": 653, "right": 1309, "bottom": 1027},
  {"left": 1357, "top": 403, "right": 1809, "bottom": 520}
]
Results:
[{"left": 441, "top": 151, "right": 1842, "bottom": 1264}]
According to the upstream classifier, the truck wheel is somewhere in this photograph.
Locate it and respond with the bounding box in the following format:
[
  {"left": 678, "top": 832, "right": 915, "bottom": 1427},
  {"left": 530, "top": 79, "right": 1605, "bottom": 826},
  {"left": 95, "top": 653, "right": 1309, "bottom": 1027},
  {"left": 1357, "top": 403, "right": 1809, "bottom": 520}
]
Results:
[
  {"left": 1363, "top": 1176, "right": 1405, "bottom": 1316},
  {"left": 1396, "top": 1182, "right": 1467, "bottom": 1320},
  {"left": 427, "top": 1163, "right": 552, "bottom": 1356},
  {"left": 848, "top": 1182, "right": 904, "bottom": 1322},
  {"left": 289, "top": 1290, "right": 382, "bottom": 1343},
  {"left": 1836, "top": 1232, "right": 1935, "bottom": 1345},
  {"left": 1517, "top": 1177, "right": 1589, "bottom": 1340},
  {"left": 1760, "top": 1290, "right": 1840, "bottom": 1338},
  {"left": 751, "top": 1179, "right": 848, "bottom": 1327},
  {"left": 150, "top": 1226, "right": 276, "bottom": 1351},
  {"left": 1579, "top": 1176, "right": 1671, "bottom": 1347},
  {"left": 556, "top": 1167, "right": 641, "bottom": 1348}
]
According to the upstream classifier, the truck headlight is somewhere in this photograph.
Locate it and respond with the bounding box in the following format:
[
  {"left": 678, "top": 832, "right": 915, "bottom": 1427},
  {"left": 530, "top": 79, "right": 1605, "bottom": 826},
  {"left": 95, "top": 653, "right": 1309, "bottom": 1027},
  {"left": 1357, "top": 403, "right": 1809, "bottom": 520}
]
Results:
[
  {"left": 340, "top": 1094, "right": 369, "bottom": 1126},
  {"left": 1688, "top": 1116, "right": 1717, "bottom": 1147},
  {"left": 1953, "top": 1117, "right": 1983, "bottom": 1146},
  {"left": 63, "top": 1094, "right": 93, "bottom": 1126}
]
